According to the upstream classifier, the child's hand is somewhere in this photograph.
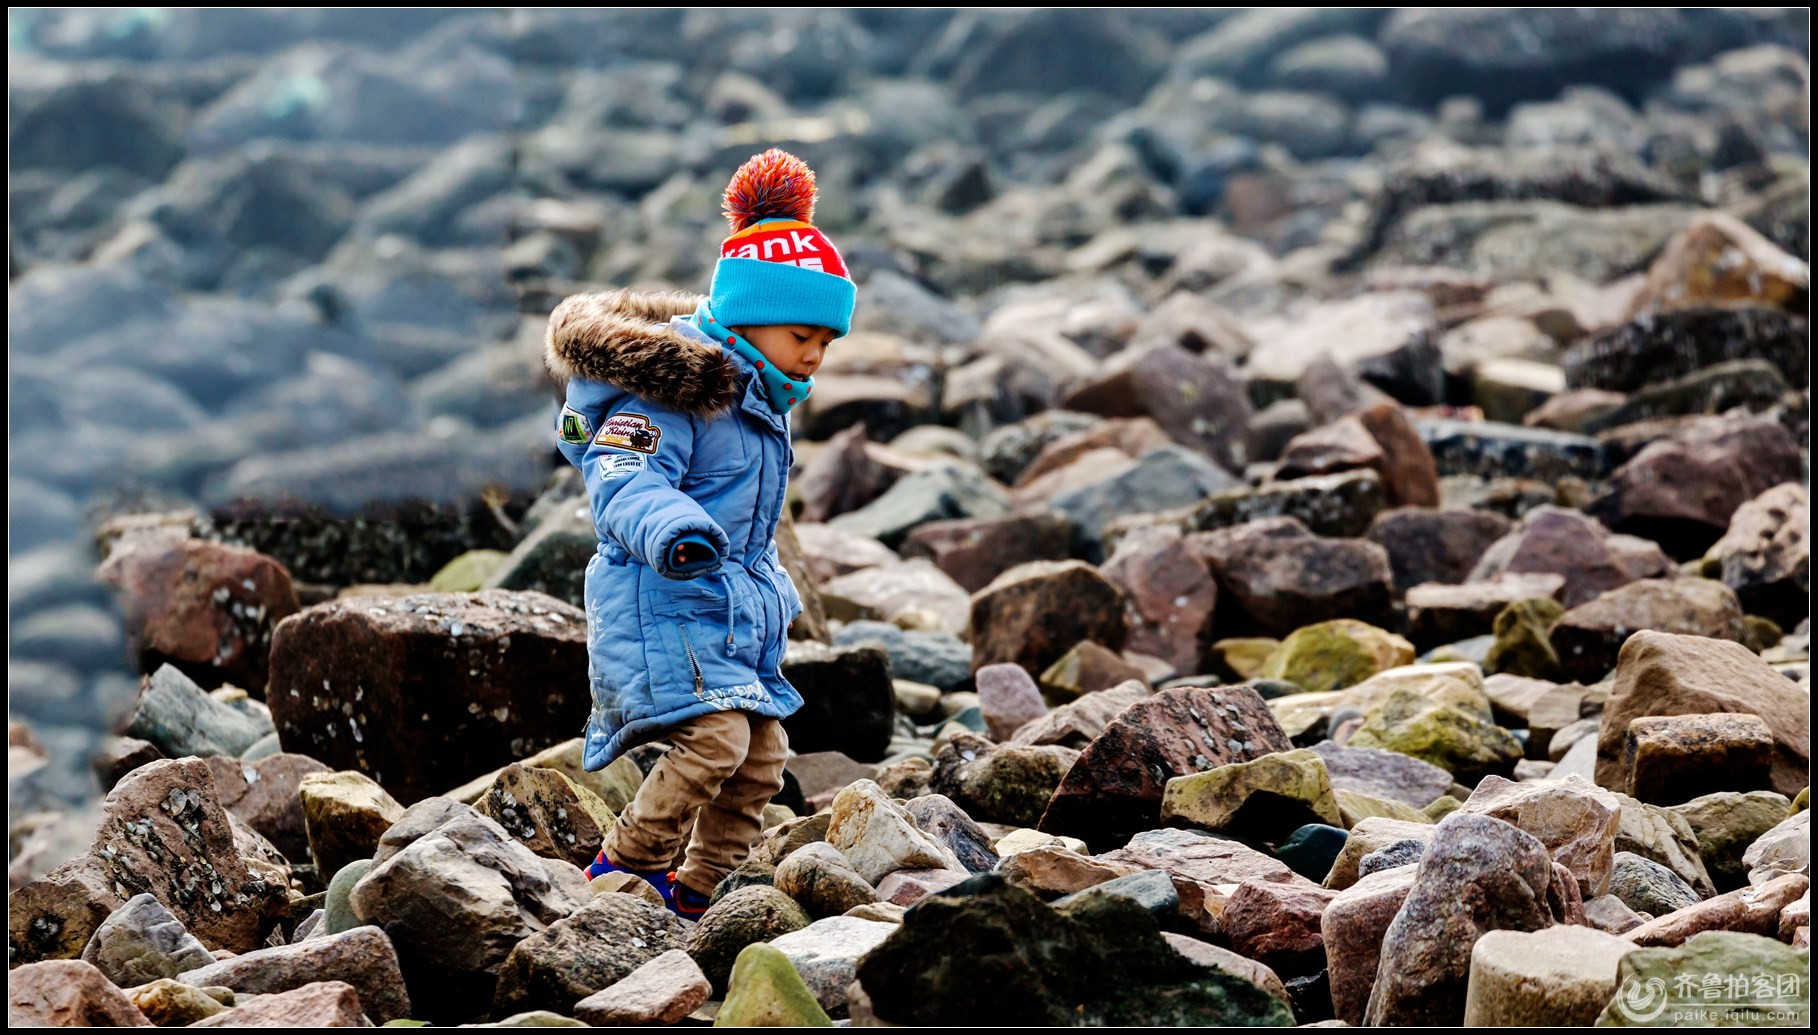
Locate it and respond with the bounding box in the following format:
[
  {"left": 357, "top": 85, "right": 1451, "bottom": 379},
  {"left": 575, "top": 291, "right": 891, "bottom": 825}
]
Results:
[{"left": 668, "top": 533, "right": 720, "bottom": 575}]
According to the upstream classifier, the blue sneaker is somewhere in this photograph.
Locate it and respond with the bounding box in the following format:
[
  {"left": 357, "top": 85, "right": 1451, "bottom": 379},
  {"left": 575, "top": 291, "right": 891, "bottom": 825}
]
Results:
[
  {"left": 585, "top": 850, "right": 675, "bottom": 910},
  {"left": 669, "top": 877, "right": 712, "bottom": 921}
]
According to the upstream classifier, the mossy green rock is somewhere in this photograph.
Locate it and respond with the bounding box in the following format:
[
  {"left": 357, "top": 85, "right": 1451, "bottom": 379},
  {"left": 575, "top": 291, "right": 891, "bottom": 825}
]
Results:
[
  {"left": 1595, "top": 931, "right": 1810, "bottom": 1026},
  {"left": 686, "top": 885, "right": 812, "bottom": 994},
  {"left": 430, "top": 550, "right": 510, "bottom": 593},
  {"left": 715, "top": 942, "right": 835, "bottom": 1027},
  {"left": 1486, "top": 598, "right": 1565, "bottom": 680},
  {"left": 709, "top": 860, "right": 777, "bottom": 905},
  {"left": 325, "top": 858, "right": 375, "bottom": 935},
  {"left": 1347, "top": 688, "right": 1523, "bottom": 782},
  {"left": 1666, "top": 791, "right": 1792, "bottom": 892},
  {"left": 1161, "top": 749, "right": 1342, "bottom": 841},
  {"left": 1423, "top": 795, "right": 1464, "bottom": 822},
  {"left": 126, "top": 979, "right": 232, "bottom": 1026},
  {"left": 1260, "top": 620, "right": 1416, "bottom": 694},
  {"left": 1337, "top": 788, "right": 1436, "bottom": 828},
  {"left": 1212, "top": 638, "right": 1280, "bottom": 680}
]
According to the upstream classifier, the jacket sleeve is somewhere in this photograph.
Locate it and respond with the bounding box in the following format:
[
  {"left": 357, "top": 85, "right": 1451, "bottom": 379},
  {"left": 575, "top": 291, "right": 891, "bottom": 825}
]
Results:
[{"left": 558, "top": 379, "right": 731, "bottom": 579}]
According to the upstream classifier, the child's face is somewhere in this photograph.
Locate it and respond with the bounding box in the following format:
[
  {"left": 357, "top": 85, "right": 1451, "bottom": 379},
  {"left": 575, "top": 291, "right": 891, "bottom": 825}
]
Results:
[{"left": 730, "top": 324, "right": 837, "bottom": 381}]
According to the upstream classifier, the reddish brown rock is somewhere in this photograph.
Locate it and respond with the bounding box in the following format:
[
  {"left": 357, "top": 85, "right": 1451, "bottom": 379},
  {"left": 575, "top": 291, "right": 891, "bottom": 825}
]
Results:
[
  {"left": 1707, "top": 482, "right": 1809, "bottom": 630},
  {"left": 1099, "top": 526, "right": 1217, "bottom": 674},
  {"left": 177, "top": 926, "right": 409, "bottom": 1023},
  {"left": 7, "top": 959, "right": 153, "bottom": 1026},
  {"left": 875, "top": 868, "right": 970, "bottom": 906},
  {"left": 10, "top": 759, "right": 289, "bottom": 965},
  {"left": 1623, "top": 714, "right": 1776, "bottom": 806},
  {"left": 1097, "top": 827, "right": 1317, "bottom": 936},
  {"left": 266, "top": 590, "right": 589, "bottom": 805},
  {"left": 998, "top": 847, "right": 1144, "bottom": 899},
  {"left": 94, "top": 737, "right": 166, "bottom": 793},
  {"left": 1587, "top": 412, "right": 1802, "bottom": 560},
  {"left": 203, "top": 753, "right": 332, "bottom": 862},
  {"left": 968, "top": 561, "right": 1128, "bottom": 678},
  {"left": 1356, "top": 402, "right": 1443, "bottom": 508},
  {"left": 1367, "top": 507, "right": 1513, "bottom": 593},
  {"left": 900, "top": 512, "right": 1075, "bottom": 593},
  {"left": 1596, "top": 631, "right": 1810, "bottom": 798},
  {"left": 795, "top": 423, "right": 897, "bottom": 524},
  {"left": 572, "top": 949, "right": 711, "bottom": 1027},
  {"left": 1009, "top": 681, "right": 1150, "bottom": 749},
  {"left": 1468, "top": 506, "right": 1674, "bottom": 608},
  {"left": 1323, "top": 864, "right": 1417, "bottom": 1025},
  {"left": 7, "top": 859, "right": 120, "bottom": 966},
  {"left": 1625, "top": 872, "right": 1810, "bottom": 947},
  {"left": 976, "top": 664, "right": 1048, "bottom": 742},
  {"left": 1186, "top": 517, "right": 1395, "bottom": 637},
  {"left": 792, "top": 522, "right": 901, "bottom": 585},
  {"left": 1275, "top": 416, "right": 1384, "bottom": 481},
  {"left": 1037, "top": 640, "right": 1147, "bottom": 702},
  {"left": 1056, "top": 343, "right": 1254, "bottom": 473},
  {"left": 189, "top": 980, "right": 370, "bottom": 1027},
  {"left": 1296, "top": 352, "right": 1397, "bottom": 426},
  {"left": 97, "top": 536, "right": 300, "bottom": 693},
  {"left": 1008, "top": 448, "right": 1135, "bottom": 508},
  {"left": 1037, "top": 686, "right": 1290, "bottom": 850},
  {"left": 1406, "top": 573, "right": 1568, "bottom": 650},
  {"left": 1457, "top": 775, "right": 1624, "bottom": 899},
  {"left": 1364, "top": 814, "right": 1579, "bottom": 1026},
  {"left": 1524, "top": 388, "right": 1628, "bottom": 433},
  {"left": 1549, "top": 578, "right": 1748, "bottom": 683},
  {"left": 1015, "top": 417, "right": 1175, "bottom": 487},
  {"left": 1220, "top": 879, "right": 1338, "bottom": 978}
]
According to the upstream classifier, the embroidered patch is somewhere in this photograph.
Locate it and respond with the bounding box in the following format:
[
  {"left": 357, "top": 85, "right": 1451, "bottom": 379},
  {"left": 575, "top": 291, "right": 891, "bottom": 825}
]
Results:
[
  {"left": 598, "top": 453, "right": 647, "bottom": 480},
  {"left": 558, "top": 405, "right": 594, "bottom": 445},
  {"left": 594, "top": 412, "right": 663, "bottom": 454}
]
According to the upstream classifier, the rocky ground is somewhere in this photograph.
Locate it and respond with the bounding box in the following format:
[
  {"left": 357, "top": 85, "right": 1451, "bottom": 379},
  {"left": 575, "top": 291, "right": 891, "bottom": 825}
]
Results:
[{"left": 6, "top": 7, "right": 1812, "bottom": 1028}]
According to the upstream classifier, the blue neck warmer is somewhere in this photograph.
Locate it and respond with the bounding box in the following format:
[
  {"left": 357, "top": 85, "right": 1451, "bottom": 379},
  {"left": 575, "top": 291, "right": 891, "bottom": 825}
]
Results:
[{"left": 691, "top": 301, "right": 813, "bottom": 416}]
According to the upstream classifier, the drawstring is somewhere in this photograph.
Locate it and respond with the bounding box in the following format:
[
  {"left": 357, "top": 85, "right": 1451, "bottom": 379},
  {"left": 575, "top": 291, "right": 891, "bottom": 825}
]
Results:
[{"left": 718, "top": 571, "right": 736, "bottom": 655}]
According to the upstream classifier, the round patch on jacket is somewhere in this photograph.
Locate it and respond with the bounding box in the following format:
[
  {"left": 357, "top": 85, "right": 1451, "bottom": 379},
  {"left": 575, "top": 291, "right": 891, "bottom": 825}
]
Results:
[
  {"left": 558, "top": 405, "right": 594, "bottom": 445},
  {"left": 594, "top": 413, "right": 663, "bottom": 454}
]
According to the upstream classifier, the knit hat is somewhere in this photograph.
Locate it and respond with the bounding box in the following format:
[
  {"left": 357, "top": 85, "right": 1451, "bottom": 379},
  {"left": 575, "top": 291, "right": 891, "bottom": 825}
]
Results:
[{"left": 707, "top": 149, "right": 856, "bottom": 338}]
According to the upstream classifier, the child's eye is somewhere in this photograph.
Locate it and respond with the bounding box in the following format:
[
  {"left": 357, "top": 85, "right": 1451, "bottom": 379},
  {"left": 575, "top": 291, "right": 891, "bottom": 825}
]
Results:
[{"left": 793, "top": 333, "right": 809, "bottom": 343}]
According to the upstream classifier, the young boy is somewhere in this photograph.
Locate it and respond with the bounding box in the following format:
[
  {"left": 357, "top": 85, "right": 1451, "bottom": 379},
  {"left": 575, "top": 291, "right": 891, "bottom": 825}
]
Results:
[{"left": 543, "top": 150, "right": 855, "bottom": 919}]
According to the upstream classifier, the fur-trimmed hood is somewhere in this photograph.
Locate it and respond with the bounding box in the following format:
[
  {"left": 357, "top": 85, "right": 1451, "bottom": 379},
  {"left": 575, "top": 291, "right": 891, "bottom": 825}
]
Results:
[{"left": 544, "top": 288, "right": 743, "bottom": 418}]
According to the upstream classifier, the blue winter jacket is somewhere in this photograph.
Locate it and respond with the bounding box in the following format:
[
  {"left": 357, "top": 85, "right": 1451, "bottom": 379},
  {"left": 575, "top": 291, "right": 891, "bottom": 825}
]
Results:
[{"left": 544, "top": 288, "right": 805, "bottom": 772}]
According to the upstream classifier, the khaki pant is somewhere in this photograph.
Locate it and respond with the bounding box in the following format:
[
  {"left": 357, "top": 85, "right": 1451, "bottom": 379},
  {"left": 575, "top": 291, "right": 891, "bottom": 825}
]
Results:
[{"left": 603, "top": 709, "right": 789, "bottom": 896}]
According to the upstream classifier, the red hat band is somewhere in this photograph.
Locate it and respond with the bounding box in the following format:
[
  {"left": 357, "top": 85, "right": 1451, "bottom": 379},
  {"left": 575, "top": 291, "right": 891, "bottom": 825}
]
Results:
[{"left": 719, "top": 219, "right": 849, "bottom": 279}]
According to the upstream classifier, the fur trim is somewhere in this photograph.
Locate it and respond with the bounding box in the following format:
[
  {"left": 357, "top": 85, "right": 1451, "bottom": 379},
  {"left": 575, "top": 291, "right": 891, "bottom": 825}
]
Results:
[{"left": 543, "top": 288, "right": 742, "bottom": 418}]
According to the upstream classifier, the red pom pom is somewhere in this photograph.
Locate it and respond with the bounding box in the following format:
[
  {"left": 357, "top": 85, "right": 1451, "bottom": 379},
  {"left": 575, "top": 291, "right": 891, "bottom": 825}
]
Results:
[{"left": 722, "top": 149, "right": 818, "bottom": 232}]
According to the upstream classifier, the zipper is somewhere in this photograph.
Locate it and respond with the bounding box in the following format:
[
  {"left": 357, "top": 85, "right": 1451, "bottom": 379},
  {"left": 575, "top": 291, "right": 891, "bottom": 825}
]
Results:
[{"left": 677, "top": 624, "right": 704, "bottom": 693}]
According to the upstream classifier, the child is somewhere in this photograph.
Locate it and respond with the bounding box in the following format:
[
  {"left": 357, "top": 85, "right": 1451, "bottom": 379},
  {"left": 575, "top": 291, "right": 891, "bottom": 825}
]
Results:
[{"left": 542, "top": 149, "right": 855, "bottom": 919}]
